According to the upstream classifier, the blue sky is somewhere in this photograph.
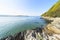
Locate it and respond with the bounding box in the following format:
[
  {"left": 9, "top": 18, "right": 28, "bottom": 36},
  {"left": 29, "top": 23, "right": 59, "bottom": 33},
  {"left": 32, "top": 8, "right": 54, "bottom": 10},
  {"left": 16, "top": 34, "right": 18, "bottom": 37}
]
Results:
[{"left": 0, "top": 0, "right": 58, "bottom": 16}]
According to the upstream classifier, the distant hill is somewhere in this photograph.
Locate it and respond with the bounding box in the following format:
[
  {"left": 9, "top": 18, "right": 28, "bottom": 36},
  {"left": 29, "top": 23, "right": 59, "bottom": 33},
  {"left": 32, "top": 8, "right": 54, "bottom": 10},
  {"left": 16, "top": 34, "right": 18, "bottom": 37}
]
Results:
[
  {"left": 0, "top": 15, "right": 29, "bottom": 17},
  {"left": 42, "top": 1, "right": 60, "bottom": 17}
]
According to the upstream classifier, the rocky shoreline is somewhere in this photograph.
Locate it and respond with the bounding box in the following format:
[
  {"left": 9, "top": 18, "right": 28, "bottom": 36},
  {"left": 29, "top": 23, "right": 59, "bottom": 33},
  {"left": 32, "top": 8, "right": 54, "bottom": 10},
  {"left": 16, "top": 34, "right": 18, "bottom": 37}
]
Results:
[
  {"left": 0, "top": 27, "right": 43, "bottom": 40},
  {"left": 42, "top": 17, "right": 60, "bottom": 40},
  {"left": 1, "top": 17, "right": 60, "bottom": 40}
]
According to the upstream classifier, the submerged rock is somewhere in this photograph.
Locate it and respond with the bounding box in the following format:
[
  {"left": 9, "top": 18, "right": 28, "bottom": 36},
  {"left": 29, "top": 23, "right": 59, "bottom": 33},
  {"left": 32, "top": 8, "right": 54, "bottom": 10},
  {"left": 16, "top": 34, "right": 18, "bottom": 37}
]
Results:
[{"left": 1, "top": 27, "right": 43, "bottom": 40}]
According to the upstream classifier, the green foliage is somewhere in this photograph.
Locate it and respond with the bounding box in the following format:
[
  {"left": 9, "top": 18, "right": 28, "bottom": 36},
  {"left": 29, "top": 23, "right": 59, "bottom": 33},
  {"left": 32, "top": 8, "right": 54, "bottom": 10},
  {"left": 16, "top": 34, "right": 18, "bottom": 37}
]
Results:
[{"left": 42, "top": 1, "right": 60, "bottom": 17}]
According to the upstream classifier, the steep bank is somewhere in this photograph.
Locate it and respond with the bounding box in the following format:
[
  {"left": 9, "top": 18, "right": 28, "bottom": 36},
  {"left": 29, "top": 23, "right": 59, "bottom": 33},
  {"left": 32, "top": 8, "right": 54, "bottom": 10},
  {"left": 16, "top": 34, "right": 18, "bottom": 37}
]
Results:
[{"left": 42, "top": 1, "right": 60, "bottom": 17}]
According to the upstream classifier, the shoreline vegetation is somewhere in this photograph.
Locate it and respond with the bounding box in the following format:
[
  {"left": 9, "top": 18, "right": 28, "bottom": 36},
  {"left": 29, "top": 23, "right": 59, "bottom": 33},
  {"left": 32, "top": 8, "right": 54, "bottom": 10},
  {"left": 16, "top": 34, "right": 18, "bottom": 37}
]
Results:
[
  {"left": 1, "top": 0, "right": 60, "bottom": 40},
  {"left": 40, "top": 1, "right": 60, "bottom": 40},
  {"left": 42, "top": 1, "right": 60, "bottom": 17}
]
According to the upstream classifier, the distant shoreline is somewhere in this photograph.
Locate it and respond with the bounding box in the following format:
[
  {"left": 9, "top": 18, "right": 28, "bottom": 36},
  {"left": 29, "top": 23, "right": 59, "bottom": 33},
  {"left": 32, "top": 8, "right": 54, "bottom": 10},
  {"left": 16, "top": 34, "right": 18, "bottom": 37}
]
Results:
[{"left": 0, "top": 15, "right": 29, "bottom": 17}]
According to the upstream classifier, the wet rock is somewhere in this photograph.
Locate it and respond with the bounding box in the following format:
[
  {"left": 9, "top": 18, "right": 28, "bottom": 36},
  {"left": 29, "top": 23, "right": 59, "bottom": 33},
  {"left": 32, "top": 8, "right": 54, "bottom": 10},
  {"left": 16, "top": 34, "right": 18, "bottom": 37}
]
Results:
[
  {"left": 15, "top": 32, "right": 25, "bottom": 40},
  {"left": 1, "top": 35, "right": 15, "bottom": 40}
]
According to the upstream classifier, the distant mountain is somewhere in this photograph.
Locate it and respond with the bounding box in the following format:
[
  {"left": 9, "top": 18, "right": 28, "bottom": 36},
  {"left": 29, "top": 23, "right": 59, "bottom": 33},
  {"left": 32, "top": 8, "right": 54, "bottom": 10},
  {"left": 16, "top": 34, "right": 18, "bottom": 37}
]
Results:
[
  {"left": 42, "top": 1, "right": 60, "bottom": 17},
  {"left": 0, "top": 15, "right": 29, "bottom": 17}
]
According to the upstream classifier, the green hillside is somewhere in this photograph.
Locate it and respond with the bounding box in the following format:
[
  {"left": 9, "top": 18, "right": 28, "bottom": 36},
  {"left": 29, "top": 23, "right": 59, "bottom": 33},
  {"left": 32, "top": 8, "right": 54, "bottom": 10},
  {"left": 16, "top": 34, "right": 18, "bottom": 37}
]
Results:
[{"left": 42, "top": 1, "right": 60, "bottom": 17}]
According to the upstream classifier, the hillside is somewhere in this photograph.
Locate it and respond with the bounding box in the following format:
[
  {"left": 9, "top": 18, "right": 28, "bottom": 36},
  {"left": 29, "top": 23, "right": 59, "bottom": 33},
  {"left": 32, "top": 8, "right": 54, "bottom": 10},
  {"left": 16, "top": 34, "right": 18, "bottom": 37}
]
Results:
[{"left": 42, "top": 1, "right": 60, "bottom": 17}]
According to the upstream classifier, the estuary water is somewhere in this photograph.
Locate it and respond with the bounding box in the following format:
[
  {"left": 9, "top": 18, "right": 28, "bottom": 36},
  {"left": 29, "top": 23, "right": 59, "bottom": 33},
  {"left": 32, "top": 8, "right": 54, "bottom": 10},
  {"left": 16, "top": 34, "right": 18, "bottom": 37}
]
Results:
[{"left": 0, "top": 16, "right": 47, "bottom": 39}]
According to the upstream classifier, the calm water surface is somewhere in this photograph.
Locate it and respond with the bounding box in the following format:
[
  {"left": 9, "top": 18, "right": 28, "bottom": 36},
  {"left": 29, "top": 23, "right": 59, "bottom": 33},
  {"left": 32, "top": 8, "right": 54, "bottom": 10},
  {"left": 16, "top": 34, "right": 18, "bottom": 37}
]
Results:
[{"left": 0, "top": 16, "right": 47, "bottom": 39}]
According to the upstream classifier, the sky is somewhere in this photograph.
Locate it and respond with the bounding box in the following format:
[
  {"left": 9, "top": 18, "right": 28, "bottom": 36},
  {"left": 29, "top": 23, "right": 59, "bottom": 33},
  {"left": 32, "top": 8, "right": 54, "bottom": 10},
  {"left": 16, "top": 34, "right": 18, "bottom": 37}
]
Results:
[{"left": 0, "top": 0, "right": 58, "bottom": 16}]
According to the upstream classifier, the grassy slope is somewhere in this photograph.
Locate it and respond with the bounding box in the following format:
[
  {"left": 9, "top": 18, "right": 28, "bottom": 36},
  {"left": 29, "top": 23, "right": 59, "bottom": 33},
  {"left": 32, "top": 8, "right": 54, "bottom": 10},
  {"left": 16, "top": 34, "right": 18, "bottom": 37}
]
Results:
[{"left": 42, "top": 1, "right": 60, "bottom": 17}]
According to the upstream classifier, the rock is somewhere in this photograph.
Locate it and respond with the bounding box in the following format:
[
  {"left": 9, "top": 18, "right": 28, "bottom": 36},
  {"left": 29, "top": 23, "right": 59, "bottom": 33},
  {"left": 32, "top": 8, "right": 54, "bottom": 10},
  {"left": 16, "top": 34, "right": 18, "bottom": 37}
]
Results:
[
  {"left": 1, "top": 35, "right": 15, "bottom": 40},
  {"left": 24, "top": 28, "right": 43, "bottom": 40},
  {"left": 1, "top": 18, "right": 60, "bottom": 40},
  {"left": 42, "top": 18, "right": 60, "bottom": 40}
]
